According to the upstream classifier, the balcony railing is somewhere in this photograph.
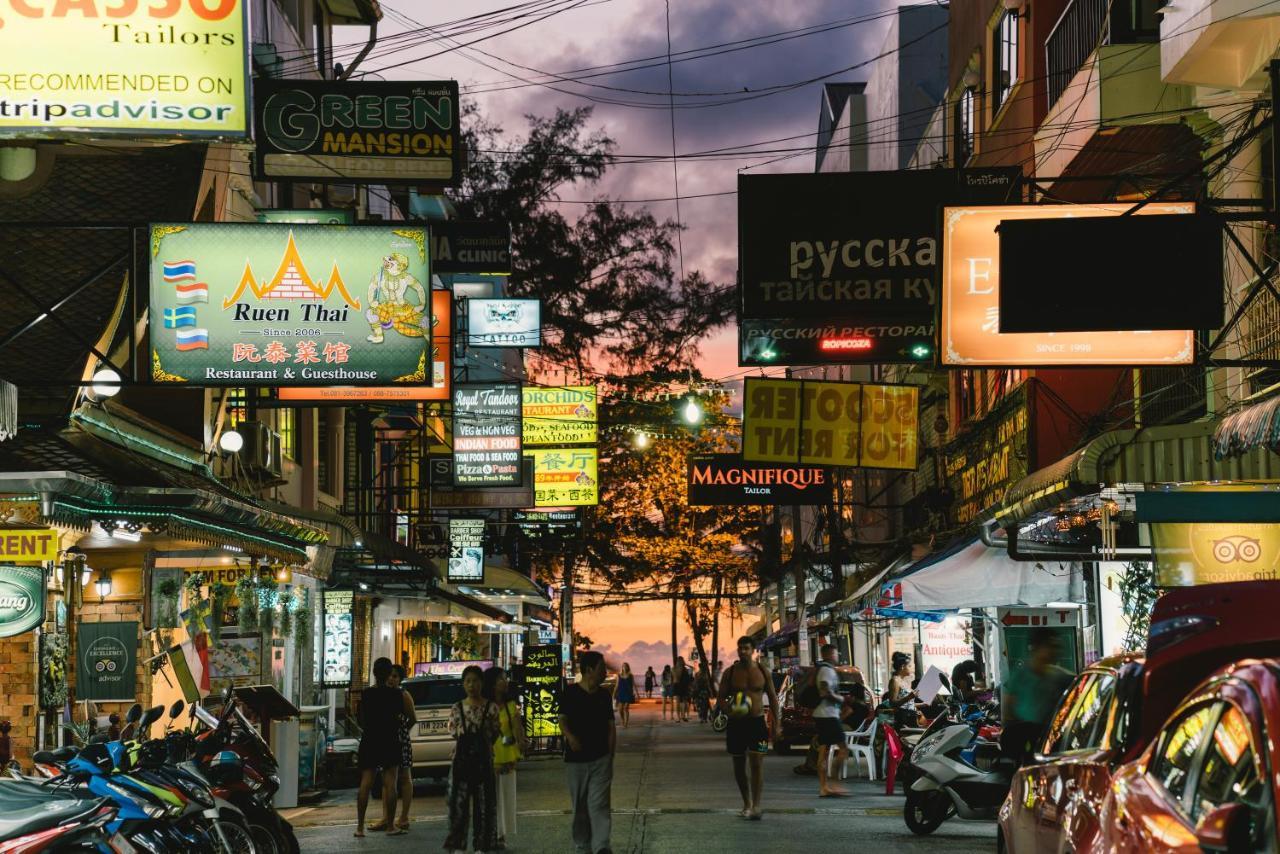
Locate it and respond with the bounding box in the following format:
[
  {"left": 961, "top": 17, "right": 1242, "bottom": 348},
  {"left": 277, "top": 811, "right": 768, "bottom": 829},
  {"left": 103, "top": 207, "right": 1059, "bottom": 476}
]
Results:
[{"left": 1047, "top": 0, "right": 1160, "bottom": 109}]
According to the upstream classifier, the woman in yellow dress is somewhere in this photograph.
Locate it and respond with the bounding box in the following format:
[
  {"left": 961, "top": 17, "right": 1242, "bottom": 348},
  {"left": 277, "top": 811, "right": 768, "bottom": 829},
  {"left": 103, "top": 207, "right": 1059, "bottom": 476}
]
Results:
[{"left": 482, "top": 667, "right": 527, "bottom": 850}]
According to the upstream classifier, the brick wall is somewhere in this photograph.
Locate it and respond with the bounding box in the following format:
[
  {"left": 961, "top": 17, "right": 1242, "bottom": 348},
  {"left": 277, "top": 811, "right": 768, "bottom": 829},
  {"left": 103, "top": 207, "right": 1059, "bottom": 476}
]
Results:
[{"left": 0, "top": 631, "right": 38, "bottom": 763}]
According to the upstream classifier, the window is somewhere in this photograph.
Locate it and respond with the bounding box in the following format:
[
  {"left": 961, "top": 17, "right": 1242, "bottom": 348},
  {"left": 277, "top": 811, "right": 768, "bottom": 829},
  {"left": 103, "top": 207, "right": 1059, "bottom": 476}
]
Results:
[
  {"left": 317, "top": 408, "right": 334, "bottom": 494},
  {"left": 225, "top": 388, "right": 248, "bottom": 428},
  {"left": 1044, "top": 673, "right": 1092, "bottom": 754},
  {"left": 1149, "top": 704, "right": 1218, "bottom": 805},
  {"left": 314, "top": 1, "right": 328, "bottom": 77},
  {"left": 993, "top": 11, "right": 1020, "bottom": 113},
  {"left": 1060, "top": 673, "right": 1115, "bottom": 752},
  {"left": 278, "top": 407, "right": 296, "bottom": 461},
  {"left": 954, "top": 87, "right": 975, "bottom": 163},
  {"left": 1194, "top": 704, "right": 1264, "bottom": 820}
]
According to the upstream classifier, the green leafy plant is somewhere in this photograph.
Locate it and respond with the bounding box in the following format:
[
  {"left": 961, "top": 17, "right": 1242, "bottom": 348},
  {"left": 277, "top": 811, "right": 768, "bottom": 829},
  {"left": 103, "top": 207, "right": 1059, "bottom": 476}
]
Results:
[
  {"left": 155, "top": 575, "right": 181, "bottom": 629},
  {"left": 209, "top": 584, "right": 230, "bottom": 644},
  {"left": 278, "top": 589, "right": 294, "bottom": 639},
  {"left": 257, "top": 580, "right": 278, "bottom": 635},
  {"left": 1119, "top": 561, "right": 1160, "bottom": 652},
  {"left": 294, "top": 595, "right": 311, "bottom": 650},
  {"left": 235, "top": 576, "right": 259, "bottom": 632}
]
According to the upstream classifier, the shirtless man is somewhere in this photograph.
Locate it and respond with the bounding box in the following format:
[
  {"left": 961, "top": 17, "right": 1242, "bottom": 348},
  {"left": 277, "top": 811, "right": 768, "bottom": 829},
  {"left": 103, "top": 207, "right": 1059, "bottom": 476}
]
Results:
[{"left": 717, "top": 636, "right": 780, "bottom": 820}]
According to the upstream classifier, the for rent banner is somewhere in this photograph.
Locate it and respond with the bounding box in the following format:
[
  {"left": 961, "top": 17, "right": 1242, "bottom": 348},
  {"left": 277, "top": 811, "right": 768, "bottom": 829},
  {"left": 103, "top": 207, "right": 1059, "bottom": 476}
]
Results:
[{"left": 150, "top": 224, "right": 430, "bottom": 386}]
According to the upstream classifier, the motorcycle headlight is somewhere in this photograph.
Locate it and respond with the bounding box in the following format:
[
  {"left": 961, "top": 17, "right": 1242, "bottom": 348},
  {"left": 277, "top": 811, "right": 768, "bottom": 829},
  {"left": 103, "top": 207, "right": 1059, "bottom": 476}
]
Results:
[
  {"left": 176, "top": 776, "right": 214, "bottom": 808},
  {"left": 912, "top": 733, "right": 943, "bottom": 762}
]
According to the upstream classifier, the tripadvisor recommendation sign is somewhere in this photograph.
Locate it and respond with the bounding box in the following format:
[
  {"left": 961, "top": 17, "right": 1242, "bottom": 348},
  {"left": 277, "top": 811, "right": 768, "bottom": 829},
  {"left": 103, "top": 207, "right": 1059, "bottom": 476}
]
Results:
[
  {"left": 150, "top": 223, "right": 430, "bottom": 386},
  {"left": 0, "top": 564, "right": 44, "bottom": 638},
  {"left": 0, "top": 0, "right": 249, "bottom": 139},
  {"left": 742, "top": 377, "right": 919, "bottom": 470},
  {"left": 523, "top": 385, "right": 597, "bottom": 446},
  {"left": 78, "top": 621, "right": 137, "bottom": 701}
]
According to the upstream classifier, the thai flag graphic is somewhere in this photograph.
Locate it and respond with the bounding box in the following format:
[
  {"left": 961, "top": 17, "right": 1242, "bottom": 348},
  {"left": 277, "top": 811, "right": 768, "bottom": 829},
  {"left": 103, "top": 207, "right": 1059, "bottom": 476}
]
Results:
[
  {"left": 163, "top": 306, "right": 197, "bottom": 328},
  {"left": 174, "top": 282, "right": 209, "bottom": 304},
  {"left": 162, "top": 260, "right": 197, "bottom": 282},
  {"left": 175, "top": 328, "right": 209, "bottom": 351}
]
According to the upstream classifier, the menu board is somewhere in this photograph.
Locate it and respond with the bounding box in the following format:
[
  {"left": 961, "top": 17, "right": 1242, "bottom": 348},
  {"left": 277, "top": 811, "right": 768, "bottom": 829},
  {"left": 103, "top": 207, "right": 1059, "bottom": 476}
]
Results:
[
  {"left": 522, "top": 644, "right": 563, "bottom": 738},
  {"left": 322, "top": 590, "right": 354, "bottom": 688},
  {"left": 453, "top": 383, "right": 523, "bottom": 486}
]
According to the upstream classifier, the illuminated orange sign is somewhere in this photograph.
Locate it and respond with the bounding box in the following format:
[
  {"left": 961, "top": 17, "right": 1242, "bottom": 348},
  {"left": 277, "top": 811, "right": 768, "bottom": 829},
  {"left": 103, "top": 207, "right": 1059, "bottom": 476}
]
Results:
[
  {"left": 941, "top": 204, "right": 1195, "bottom": 366},
  {"left": 278, "top": 289, "right": 451, "bottom": 402}
]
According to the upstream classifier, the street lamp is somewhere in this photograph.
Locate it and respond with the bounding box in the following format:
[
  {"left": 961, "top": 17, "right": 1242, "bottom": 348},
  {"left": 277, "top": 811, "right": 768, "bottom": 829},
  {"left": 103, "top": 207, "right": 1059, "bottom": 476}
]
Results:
[
  {"left": 681, "top": 397, "right": 703, "bottom": 426},
  {"left": 94, "top": 570, "right": 112, "bottom": 602},
  {"left": 218, "top": 429, "right": 244, "bottom": 454},
  {"left": 88, "top": 368, "right": 121, "bottom": 401}
]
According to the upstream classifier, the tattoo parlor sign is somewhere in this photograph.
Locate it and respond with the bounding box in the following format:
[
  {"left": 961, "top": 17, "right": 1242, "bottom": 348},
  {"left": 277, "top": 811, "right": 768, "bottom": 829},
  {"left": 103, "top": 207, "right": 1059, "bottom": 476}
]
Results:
[{"left": 150, "top": 224, "right": 430, "bottom": 386}]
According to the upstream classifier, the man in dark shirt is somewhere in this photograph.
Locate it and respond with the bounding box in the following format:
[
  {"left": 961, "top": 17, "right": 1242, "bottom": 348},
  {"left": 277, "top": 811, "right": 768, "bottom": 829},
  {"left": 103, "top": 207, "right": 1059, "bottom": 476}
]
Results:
[{"left": 560, "top": 650, "right": 616, "bottom": 854}]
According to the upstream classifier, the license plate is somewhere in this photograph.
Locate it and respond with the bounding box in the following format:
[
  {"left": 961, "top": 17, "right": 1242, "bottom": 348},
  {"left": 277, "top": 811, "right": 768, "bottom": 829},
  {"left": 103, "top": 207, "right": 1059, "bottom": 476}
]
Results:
[
  {"left": 110, "top": 833, "right": 139, "bottom": 854},
  {"left": 418, "top": 719, "right": 448, "bottom": 735}
]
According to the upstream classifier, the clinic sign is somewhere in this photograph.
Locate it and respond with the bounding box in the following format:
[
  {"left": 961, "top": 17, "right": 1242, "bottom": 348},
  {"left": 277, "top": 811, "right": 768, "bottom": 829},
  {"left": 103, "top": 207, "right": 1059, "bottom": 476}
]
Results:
[
  {"left": 150, "top": 224, "right": 429, "bottom": 385},
  {"left": 523, "top": 385, "right": 597, "bottom": 446},
  {"left": 742, "top": 378, "right": 919, "bottom": 470},
  {"left": 0, "top": 0, "right": 249, "bottom": 139},
  {"left": 941, "top": 204, "right": 1195, "bottom": 366},
  {"left": 1151, "top": 522, "right": 1280, "bottom": 586},
  {"left": 0, "top": 565, "right": 44, "bottom": 638}
]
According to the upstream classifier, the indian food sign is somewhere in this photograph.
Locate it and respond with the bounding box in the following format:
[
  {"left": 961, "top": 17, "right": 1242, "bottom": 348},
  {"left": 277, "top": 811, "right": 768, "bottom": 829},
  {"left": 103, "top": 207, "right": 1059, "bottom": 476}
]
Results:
[
  {"left": 742, "top": 378, "right": 919, "bottom": 470},
  {"left": 150, "top": 223, "right": 430, "bottom": 386},
  {"left": 522, "top": 385, "right": 597, "bottom": 446},
  {"left": 0, "top": 0, "right": 249, "bottom": 139}
]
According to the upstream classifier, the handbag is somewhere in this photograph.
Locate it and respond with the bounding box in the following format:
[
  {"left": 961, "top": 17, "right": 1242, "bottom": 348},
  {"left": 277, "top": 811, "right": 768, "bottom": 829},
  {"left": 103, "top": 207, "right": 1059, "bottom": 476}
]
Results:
[{"left": 453, "top": 702, "right": 492, "bottom": 784}]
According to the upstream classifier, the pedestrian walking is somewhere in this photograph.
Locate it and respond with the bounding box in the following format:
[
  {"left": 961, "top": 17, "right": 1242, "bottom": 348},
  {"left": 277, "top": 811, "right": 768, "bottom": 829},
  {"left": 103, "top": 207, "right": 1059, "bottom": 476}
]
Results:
[
  {"left": 444, "top": 665, "right": 501, "bottom": 854},
  {"left": 615, "top": 663, "right": 636, "bottom": 728},
  {"left": 673, "top": 657, "right": 693, "bottom": 722},
  {"left": 717, "top": 637, "right": 780, "bottom": 820},
  {"left": 660, "top": 665, "right": 674, "bottom": 719},
  {"left": 354, "top": 657, "right": 404, "bottom": 838},
  {"left": 483, "top": 666, "right": 527, "bottom": 850},
  {"left": 380, "top": 664, "right": 416, "bottom": 833},
  {"left": 561, "top": 650, "right": 616, "bottom": 854},
  {"left": 1000, "top": 628, "right": 1073, "bottom": 765},
  {"left": 643, "top": 666, "right": 656, "bottom": 700},
  {"left": 813, "top": 644, "right": 848, "bottom": 798},
  {"left": 693, "top": 667, "right": 711, "bottom": 723}
]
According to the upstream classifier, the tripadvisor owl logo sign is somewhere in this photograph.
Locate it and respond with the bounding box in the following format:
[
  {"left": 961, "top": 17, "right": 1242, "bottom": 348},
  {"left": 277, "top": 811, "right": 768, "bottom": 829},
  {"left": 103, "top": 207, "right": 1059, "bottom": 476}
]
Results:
[
  {"left": 0, "top": 565, "right": 44, "bottom": 638},
  {"left": 78, "top": 622, "right": 138, "bottom": 701}
]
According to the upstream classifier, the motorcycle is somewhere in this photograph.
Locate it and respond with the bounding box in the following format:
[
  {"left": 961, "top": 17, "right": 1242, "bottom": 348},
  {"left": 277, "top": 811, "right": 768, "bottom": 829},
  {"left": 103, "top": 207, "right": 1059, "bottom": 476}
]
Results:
[{"left": 901, "top": 702, "right": 1013, "bottom": 835}]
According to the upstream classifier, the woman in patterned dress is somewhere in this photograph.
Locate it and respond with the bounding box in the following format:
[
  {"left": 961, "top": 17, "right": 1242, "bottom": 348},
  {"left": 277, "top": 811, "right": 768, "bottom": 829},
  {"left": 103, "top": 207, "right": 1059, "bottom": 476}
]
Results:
[
  {"left": 443, "top": 665, "right": 500, "bottom": 853},
  {"left": 391, "top": 665, "right": 415, "bottom": 832}
]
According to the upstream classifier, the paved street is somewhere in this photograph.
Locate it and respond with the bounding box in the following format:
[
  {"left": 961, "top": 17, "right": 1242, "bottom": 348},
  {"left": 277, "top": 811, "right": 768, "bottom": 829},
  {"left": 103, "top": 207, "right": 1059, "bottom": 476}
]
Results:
[{"left": 286, "top": 700, "right": 996, "bottom": 853}]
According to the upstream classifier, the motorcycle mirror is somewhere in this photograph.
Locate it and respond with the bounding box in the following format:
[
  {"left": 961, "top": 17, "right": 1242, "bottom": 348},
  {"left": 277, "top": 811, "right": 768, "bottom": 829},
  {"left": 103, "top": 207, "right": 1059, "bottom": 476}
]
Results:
[
  {"left": 126, "top": 703, "right": 142, "bottom": 723},
  {"left": 141, "top": 705, "right": 164, "bottom": 729},
  {"left": 169, "top": 699, "right": 185, "bottom": 719}
]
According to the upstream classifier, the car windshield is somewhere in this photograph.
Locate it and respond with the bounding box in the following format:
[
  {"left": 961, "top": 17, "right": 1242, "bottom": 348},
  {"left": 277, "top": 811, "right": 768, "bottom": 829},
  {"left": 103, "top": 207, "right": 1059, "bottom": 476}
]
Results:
[{"left": 404, "top": 678, "right": 467, "bottom": 708}]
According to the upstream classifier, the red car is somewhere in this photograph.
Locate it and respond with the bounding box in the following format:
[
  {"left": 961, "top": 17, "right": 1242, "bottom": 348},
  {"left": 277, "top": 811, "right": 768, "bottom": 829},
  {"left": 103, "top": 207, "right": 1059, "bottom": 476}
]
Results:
[
  {"left": 1096, "top": 658, "right": 1280, "bottom": 853},
  {"left": 999, "top": 581, "right": 1280, "bottom": 854}
]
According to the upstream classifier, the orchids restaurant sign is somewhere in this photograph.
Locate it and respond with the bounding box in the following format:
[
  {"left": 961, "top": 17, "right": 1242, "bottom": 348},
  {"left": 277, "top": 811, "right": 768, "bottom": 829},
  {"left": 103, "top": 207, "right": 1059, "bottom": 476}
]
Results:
[
  {"left": 254, "top": 79, "right": 460, "bottom": 183},
  {"left": 150, "top": 223, "right": 430, "bottom": 385},
  {"left": 742, "top": 378, "right": 919, "bottom": 471},
  {"left": 0, "top": 0, "right": 249, "bottom": 139},
  {"left": 688, "top": 455, "right": 832, "bottom": 506}
]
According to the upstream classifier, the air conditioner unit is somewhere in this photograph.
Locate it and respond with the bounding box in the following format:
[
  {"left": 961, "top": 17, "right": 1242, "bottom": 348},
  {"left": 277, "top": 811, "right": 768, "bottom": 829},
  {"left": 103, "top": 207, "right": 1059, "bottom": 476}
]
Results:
[{"left": 238, "top": 421, "right": 284, "bottom": 480}]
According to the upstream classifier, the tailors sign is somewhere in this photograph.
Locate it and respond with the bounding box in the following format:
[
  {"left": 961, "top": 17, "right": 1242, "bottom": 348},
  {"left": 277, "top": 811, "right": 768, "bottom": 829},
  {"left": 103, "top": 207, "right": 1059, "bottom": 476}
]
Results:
[
  {"left": 688, "top": 455, "right": 832, "bottom": 506},
  {"left": 150, "top": 223, "right": 430, "bottom": 386}
]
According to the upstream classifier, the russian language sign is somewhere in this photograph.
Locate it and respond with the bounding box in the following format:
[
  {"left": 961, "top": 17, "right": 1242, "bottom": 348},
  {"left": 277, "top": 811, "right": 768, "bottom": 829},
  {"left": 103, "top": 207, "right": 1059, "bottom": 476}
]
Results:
[
  {"left": 0, "top": 0, "right": 249, "bottom": 139},
  {"left": 742, "top": 378, "right": 919, "bottom": 470},
  {"left": 687, "top": 455, "right": 832, "bottom": 506},
  {"left": 467, "top": 298, "right": 541, "bottom": 347},
  {"left": 453, "top": 383, "right": 523, "bottom": 486},
  {"left": 739, "top": 317, "right": 932, "bottom": 366},
  {"left": 0, "top": 528, "right": 57, "bottom": 562},
  {"left": 526, "top": 448, "right": 599, "bottom": 506},
  {"left": 522, "top": 644, "right": 563, "bottom": 738},
  {"left": 0, "top": 564, "right": 44, "bottom": 638},
  {"left": 150, "top": 224, "right": 430, "bottom": 386},
  {"left": 78, "top": 621, "right": 137, "bottom": 701},
  {"left": 277, "top": 289, "right": 451, "bottom": 402},
  {"left": 523, "top": 385, "right": 597, "bottom": 446},
  {"left": 447, "top": 518, "right": 485, "bottom": 583},
  {"left": 254, "top": 79, "right": 460, "bottom": 183},
  {"left": 940, "top": 204, "right": 1195, "bottom": 366}
]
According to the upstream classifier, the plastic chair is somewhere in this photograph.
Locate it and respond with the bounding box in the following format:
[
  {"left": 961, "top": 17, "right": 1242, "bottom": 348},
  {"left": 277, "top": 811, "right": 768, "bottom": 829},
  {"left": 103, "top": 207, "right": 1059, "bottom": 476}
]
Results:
[{"left": 832, "top": 715, "right": 878, "bottom": 781}]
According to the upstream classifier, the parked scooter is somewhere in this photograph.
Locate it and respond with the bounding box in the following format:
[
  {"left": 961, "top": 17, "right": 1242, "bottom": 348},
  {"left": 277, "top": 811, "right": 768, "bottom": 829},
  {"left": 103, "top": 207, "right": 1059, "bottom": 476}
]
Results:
[{"left": 902, "top": 704, "right": 1014, "bottom": 835}]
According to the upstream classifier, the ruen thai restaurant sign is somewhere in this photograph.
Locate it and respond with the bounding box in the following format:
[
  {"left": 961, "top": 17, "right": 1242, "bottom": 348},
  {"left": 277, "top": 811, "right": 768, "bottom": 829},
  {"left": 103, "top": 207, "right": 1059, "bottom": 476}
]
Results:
[
  {"left": 940, "top": 204, "right": 1195, "bottom": 366},
  {"left": 522, "top": 644, "right": 563, "bottom": 738},
  {"left": 150, "top": 224, "right": 430, "bottom": 386},
  {"left": 453, "top": 383, "right": 522, "bottom": 486},
  {"left": 943, "top": 387, "right": 1029, "bottom": 526},
  {"left": 523, "top": 385, "right": 597, "bottom": 446},
  {"left": 254, "top": 79, "right": 461, "bottom": 184},
  {"left": 0, "top": 0, "right": 249, "bottom": 140},
  {"left": 1150, "top": 523, "right": 1280, "bottom": 586},
  {"left": 742, "top": 378, "right": 919, "bottom": 471},
  {"left": 0, "top": 565, "right": 44, "bottom": 638},
  {"left": 688, "top": 455, "right": 832, "bottom": 506}
]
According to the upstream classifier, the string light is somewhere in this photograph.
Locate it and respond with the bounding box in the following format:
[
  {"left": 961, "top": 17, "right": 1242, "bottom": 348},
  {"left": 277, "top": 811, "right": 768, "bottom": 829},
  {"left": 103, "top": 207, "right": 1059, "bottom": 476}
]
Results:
[
  {"left": 633, "top": 432, "right": 650, "bottom": 450},
  {"left": 682, "top": 397, "right": 704, "bottom": 425}
]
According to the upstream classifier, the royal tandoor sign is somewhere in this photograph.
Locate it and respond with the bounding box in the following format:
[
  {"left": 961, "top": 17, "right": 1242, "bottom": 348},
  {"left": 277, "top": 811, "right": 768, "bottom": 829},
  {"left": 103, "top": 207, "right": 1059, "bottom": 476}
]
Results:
[
  {"left": 0, "top": 565, "right": 44, "bottom": 638},
  {"left": 687, "top": 455, "right": 832, "bottom": 506},
  {"left": 150, "top": 224, "right": 429, "bottom": 386},
  {"left": 0, "top": 0, "right": 249, "bottom": 139}
]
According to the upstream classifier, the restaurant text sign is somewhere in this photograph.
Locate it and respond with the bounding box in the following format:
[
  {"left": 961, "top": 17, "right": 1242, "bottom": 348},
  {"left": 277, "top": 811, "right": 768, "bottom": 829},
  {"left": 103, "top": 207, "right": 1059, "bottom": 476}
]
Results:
[
  {"left": 523, "top": 385, "right": 597, "bottom": 446},
  {"left": 453, "top": 383, "right": 522, "bottom": 486}
]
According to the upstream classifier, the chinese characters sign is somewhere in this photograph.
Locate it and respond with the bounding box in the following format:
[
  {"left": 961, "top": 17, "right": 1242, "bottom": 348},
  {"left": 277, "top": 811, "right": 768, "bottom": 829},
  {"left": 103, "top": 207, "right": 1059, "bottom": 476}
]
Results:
[
  {"left": 940, "top": 204, "right": 1195, "bottom": 366},
  {"left": 522, "top": 644, "right": 563, "bottom": 738},
  {"left": 150, "top": 224, "right": 430, "bottom": 385},
  {"left": 322, "top": 591, "right": 354, "bottom": 688},
  {"left": 453, "top": 383, "right": 523, "bottom": 486},
  {"left": 0, "top": 1, "right": 249, "bottom": 139},
  {"left": 447, "top": 518, "right": 485, "bottom": 583},
  {"left": 522, "top": 385, "right": 597, "bottom": 446},
  {"left": 742, "top": 378, "right": 919, "bottom": 470},
  {"left": 526, "top": 448, "right": 599, "bottom": 507}
]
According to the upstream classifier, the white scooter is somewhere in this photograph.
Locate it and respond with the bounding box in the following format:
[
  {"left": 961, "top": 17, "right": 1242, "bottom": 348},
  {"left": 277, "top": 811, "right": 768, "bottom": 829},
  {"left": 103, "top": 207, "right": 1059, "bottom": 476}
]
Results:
[{"left": 903, "top": 712, "right": 1015, "bottom": 835}]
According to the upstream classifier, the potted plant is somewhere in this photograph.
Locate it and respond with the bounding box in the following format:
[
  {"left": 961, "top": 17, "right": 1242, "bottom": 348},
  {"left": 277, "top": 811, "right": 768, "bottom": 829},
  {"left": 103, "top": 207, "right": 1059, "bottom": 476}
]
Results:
[{"left": 155, "top": 576, "right": 180, "bottom": 629}]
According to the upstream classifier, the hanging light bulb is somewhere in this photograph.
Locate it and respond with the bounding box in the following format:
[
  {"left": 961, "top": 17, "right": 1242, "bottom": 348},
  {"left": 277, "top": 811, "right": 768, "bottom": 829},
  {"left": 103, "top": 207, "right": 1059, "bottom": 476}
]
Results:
[
  {"left": 682, "top": 397, "right": 703, "bottom": 425},
  {"left": 634, "top": 432, "right": 650, "bottom": 450}
]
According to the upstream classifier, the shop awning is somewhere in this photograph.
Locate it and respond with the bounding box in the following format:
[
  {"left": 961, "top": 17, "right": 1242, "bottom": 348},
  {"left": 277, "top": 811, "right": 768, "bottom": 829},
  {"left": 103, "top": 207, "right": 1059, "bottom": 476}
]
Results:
[
  {"left": 742, "top": 618, "right": 767, "bottom": 639},
  {"left": 996, "top": 420, "right": 1280, "bottom": 528},
  {"left": 456, "top": 565, "right": 549, "bottom": 602},
  {"left": 430, "top": 584, "right": 513, "bottom": 622},
  {"left": 1214, "top": 394, "right": 1280, "bottom": 459},
  {"left": 759, "top": 621, "right": 797, "bottom": 650},
  {"left": 839, "top": 554, "right": 910, "bottom": 611},
  {"left": 898, "top": 538, "right": 1076, "bottom": 611}
]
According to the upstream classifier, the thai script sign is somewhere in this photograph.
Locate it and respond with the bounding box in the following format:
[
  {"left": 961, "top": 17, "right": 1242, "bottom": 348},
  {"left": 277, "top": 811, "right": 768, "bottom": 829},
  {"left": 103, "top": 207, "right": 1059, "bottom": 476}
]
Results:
[
  {"left": 526, "top": 448, "right": 599, "bottom": 506},
  {"left": 0, "top": 564, "right": 44, "bottom": 638},
  {"left": 254, "top": 79, "right": 460, "bottom": 183},
  {"left": 687, "top": 455, "right": 832, "bottom": 506},
  {"left": 0, "top": 0, "right": 249, "bottom": 139},
  {"left": 522, "top": 385, "right": 597, "bottom": 446},
  {"left": 941, "top": 204, "right": 1195, "bottom": 366},
  {"left": 0, "top": 528, "right": 57, "bottom": 562},
  {"left": 453, "top": 383, "right": 523, "bottom": 486},
  {"left": 150, "top": 223, "right": 430, "bottom": 386},
  {"left": 742, "top": 378, "right": 919, "bottom": 471}
]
